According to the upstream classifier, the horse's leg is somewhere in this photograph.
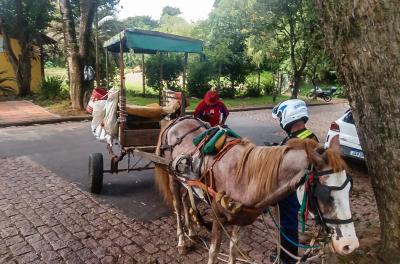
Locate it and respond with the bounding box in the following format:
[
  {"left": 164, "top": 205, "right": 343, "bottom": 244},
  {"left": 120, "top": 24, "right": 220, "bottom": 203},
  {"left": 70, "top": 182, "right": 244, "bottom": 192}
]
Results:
[
  {"left": 228, "top": 225, "right": 242, "bottom": 264},
  {"left": 181, "top": 190, "right": 195, "bottom": 237},
  {"left": 208, "top": 219, "right": 222, "bottom": 264},
  {"left": 170, "top": 174, "right": 187, "bottom": 255}
]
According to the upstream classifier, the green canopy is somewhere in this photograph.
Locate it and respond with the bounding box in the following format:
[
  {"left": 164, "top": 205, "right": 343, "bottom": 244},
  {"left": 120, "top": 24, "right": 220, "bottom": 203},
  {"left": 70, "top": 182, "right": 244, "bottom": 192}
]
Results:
[{"left": 103, "top": 29, "right": 203, "bottom": 54}]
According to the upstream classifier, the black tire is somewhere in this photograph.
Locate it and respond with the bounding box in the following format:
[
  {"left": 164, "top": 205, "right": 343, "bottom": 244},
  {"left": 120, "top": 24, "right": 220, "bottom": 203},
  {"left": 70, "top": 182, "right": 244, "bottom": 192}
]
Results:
[
  {"left": 323, "top": 95, "right": 332, "bottom": 102},
  {"left": 306, "top": 91, "right": 315, "bottom": 100},
  {"left": 89, "top": 153, "right": 103, "bottom": 194}
]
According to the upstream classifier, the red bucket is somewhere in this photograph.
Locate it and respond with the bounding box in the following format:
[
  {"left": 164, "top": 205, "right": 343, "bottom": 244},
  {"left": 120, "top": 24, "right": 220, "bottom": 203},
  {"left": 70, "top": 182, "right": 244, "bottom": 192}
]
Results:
[
  {"left": 92, "top": 87, "right": 108, "bottom": 100},
  {"left": 86, "top": 88, "right": 108, "bottom": 114},
  {"left": 174, "top": 92, "right": 190, "bottom": 107}
]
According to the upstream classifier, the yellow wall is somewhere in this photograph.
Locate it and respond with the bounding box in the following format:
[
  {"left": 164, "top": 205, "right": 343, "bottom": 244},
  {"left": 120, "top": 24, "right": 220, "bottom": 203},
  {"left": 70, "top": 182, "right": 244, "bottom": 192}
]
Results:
[{"left": 0, "top": 35, "right": 42, "bottom": 93}]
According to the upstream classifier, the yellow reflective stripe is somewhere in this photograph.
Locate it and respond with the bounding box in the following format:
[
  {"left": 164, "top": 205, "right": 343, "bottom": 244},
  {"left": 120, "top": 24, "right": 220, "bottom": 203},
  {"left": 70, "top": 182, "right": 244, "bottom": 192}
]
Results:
[{"left": 297, "top": 130, "right": 313, "bottom": 139}]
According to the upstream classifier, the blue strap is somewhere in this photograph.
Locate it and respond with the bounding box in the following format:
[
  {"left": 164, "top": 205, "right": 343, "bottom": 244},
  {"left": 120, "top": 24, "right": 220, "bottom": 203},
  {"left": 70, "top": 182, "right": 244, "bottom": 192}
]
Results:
[{"left": 266, "top": 208, "right": 320, "bottom": 249}]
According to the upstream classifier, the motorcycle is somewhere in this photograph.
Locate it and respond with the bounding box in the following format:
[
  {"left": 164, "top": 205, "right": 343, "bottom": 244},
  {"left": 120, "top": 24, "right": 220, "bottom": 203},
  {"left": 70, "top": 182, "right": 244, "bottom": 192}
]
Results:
[{"left": 306, "top": 86, "right": 336, "bottom": 102}]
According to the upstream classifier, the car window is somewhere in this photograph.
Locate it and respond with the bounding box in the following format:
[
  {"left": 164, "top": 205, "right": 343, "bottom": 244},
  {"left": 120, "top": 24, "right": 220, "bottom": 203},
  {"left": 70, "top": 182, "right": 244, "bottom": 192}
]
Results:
[{"left": 343, "top": 111, "right": 354, "bottom": 124}]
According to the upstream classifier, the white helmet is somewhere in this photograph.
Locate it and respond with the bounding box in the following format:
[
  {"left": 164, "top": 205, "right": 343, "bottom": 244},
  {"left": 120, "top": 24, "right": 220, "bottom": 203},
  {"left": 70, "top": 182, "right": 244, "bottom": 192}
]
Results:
[{"left": 272, "top": 99, "right": 309, "bottom": 131}]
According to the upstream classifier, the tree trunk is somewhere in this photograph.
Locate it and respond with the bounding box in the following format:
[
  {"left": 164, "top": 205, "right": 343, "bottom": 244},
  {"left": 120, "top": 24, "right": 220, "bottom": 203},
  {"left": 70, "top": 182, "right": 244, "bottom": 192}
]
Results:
[
  {"left": 315, "top": 1, "right": 400, "bottom": 262},
  {"left": 59, "top": 0, "right": 83, "bottom": 109},
  {"left": 217, "top": 63, "right": 222, "bottom": 89},
  {"left": 17, "top": 48, "right": 31, "bottom": 96},
  {"left": 257, "top": 69, "right": 261, "bottom": 94},
  {"left": 291, "top": 73, "right": 301, "bottom": 99},
  {"left": 79, "top": 0, "right": 98, "bottom": 107}
]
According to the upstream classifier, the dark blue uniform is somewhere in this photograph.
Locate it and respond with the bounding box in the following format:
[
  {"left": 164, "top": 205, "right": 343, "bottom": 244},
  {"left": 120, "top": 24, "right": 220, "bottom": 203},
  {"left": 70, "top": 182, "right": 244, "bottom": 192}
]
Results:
[{"left": 279, "top": 128, "right": 318, "bottom": 263}]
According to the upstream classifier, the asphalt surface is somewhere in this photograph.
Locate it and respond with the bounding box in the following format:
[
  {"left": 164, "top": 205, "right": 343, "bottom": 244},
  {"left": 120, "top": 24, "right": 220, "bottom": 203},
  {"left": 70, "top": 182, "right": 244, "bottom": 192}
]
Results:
[{"left": 0, "top": 113, "right": 284, "bottom": 222}]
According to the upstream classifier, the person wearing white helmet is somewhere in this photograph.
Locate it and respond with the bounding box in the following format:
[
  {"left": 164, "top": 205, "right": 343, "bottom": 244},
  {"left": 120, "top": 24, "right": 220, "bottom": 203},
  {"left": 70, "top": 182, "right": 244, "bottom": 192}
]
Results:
[{"left": 270, "top": 99, "right": 318, "bottom": 264}]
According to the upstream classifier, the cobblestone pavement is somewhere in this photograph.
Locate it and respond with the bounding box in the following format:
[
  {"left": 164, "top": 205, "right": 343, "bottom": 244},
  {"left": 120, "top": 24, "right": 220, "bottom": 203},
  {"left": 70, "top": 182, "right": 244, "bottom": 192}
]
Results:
[{"left": 0, "top": 156, "right": 287, "bottom": 264}]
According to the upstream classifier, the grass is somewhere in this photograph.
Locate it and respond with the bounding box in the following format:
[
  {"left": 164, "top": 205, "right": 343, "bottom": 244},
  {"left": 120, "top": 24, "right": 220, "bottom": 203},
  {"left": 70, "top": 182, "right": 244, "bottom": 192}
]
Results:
[
  {"left": 41, "top": 67, "right": 325, "bottom": 115},
  {"left": 45, "top": 67, "right": 68, "bottom": 79},
  {"left": 126, "top": 93, "right": 291, "bottom": 111}
]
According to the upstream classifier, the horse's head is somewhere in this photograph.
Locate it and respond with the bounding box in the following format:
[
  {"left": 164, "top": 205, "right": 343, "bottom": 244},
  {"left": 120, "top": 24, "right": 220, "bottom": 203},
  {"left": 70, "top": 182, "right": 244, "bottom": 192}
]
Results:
[{"left": 297, "top": 136, "right": 359, "bottom": 255}]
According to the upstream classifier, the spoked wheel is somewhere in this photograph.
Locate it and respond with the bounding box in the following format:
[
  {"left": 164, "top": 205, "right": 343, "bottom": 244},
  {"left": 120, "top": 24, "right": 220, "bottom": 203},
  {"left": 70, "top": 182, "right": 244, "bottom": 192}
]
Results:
[
  {"left": 306, "top": 91, "right": 315, "bottom": 100},
  {"left": 89, "top": 153, "right": 103, "bottom": 194},
  {"left": 323, "top": 95, "right": 332, "bottom": 102}
]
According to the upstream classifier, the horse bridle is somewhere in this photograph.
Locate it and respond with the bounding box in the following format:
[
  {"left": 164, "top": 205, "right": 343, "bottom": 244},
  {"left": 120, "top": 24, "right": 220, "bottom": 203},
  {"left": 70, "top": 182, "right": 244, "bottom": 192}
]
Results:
[{"left": 299, "top": 169, "right": 354, "bottom": 233}]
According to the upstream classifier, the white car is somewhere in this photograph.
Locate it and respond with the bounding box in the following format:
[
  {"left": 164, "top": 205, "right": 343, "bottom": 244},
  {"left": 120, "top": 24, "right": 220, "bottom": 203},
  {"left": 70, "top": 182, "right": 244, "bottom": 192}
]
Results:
[{"left": 324, "top": 109, "right": 365, "bottom": 161}]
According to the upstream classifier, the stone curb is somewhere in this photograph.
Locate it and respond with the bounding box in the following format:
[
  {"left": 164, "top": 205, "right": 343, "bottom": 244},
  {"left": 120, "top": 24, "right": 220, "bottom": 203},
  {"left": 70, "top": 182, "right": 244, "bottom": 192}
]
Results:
[
  {"left": 0, "top": 115, "right": 92, "bottom": 128},
  {"left": 0, "top": 102, "right": 332, "bottom": 128}
]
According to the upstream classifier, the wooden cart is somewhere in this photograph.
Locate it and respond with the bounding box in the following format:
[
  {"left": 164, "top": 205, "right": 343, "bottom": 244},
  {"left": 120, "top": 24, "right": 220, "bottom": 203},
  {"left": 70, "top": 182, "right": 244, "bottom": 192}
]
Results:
[{"left": 88, "top": 29, "right": 203, "bottom": 194}]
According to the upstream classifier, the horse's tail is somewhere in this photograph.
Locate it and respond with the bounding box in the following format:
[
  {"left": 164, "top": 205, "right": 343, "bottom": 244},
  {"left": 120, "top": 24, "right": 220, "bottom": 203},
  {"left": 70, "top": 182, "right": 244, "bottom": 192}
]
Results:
[
  {"left": 154, "top": 120, "right": 174, "bottom": 207},
  {"left": 154, "top": 165, "right": 173, "bottom": 207}
]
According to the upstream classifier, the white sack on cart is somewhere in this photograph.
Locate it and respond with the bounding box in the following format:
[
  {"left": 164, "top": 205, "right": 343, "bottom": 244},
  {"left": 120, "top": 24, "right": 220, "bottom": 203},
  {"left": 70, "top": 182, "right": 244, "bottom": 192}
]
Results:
[
  {"left": 90, "top": 99, "right": 112, "bottom": 144},
  {"left": 91, "top": 100, "right": 106, "bottom": 130},
  {"left": 103, "top": 88, "right": 119, "bottom": 137}
]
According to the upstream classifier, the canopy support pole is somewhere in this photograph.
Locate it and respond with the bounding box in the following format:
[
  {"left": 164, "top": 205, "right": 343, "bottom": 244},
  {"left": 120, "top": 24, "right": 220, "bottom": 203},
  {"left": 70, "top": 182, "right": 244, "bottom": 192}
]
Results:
[
  {"left": 105, "top": 49, "right": 109, "bottom": 89},
  {"left": 182, "top": 52, "right": 188, "bottom": 90},
  {"left": 159, "top": 52, "right": 163, "bottom": 105},
  {"left": 95, "top": 12, "right": 100, "bottom": 87},
  {"left": 142, "top": 53, "right": 146, "bottom": 97},
  {"left": 119, "top": 34, "right": 126, "bottom": 147}
]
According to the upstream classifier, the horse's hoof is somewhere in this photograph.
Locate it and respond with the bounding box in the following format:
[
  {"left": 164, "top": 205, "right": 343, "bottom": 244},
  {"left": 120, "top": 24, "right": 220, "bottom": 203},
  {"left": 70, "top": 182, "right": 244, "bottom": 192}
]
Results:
[{"left": 177, "top": 245, "right": 187, "bottom": 255}]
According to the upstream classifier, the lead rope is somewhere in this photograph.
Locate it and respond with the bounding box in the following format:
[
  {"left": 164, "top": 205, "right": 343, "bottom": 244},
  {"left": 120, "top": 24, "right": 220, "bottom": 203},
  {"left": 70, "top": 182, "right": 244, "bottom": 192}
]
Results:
[
  {"left": 262, "top": 207, "right": 326, "bottom": 263},
  {"left": 204, "top": 170, "right": 254, "bottom": 263}
]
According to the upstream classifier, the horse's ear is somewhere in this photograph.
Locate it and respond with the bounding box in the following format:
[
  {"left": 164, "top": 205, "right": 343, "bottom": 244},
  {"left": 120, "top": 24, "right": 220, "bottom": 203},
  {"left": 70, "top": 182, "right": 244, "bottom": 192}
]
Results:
[
  {"left": 329, "top": 135, "right": 340, "bottom": 153},
  {"left": 310, "top": 149, "right": 325, "bottom": 170},
  {"left": 303, "top": 139, "right": 324, "bottom": 170}
]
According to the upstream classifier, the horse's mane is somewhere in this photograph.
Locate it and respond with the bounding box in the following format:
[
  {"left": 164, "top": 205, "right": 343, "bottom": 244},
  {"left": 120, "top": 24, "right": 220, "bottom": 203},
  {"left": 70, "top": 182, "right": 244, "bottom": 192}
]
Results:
[
  {"left": 235, "top": 138, "right": 346, "bottom": 201},
  {"left": 235, "top": 143, "right": 287, "bottom": 201}
]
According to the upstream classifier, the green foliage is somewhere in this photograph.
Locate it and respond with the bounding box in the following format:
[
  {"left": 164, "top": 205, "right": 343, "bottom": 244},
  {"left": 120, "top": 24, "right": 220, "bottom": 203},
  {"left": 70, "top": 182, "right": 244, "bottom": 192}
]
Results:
[
  {"left": 243, "top": 82, "right": 262, "bottom": 97},
  {"left": 161, "top": 6, "right": 182, "bottom": 17},
  {"left": 122, "top": 15, "right": 158, "bottom": 30},
  {"left": 244, "top": 71, "right": 275, "bottom": 97},
  {"left": 187, "top": 61, "right": 215, "bottom": 98},
  {"left": 144, "top": 54, "right": 183, "bottom": 92},
  {"left": 0, "top": 0, "right": 55, "bottom": 37},
  {"left": 40, "top": 76, "right": 68, "bottom": 100},
  {"left": 219, "top": 86, "right": 236, "bottom": 99},
  {"left": 203, "top": 0, "right": 254, "bottom": 88}
]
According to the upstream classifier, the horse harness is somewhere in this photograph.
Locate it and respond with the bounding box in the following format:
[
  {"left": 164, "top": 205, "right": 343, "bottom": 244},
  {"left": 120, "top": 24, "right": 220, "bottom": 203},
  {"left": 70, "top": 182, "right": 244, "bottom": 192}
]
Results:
[
  {"left": 297, "top": 168, "right": 354, "bottom": 233},
  {"left": 159, "top": 117, "right": 263, "bottom": 216},
  {"left": 159, "top": 116, "right": 209, "bottom": 155}
]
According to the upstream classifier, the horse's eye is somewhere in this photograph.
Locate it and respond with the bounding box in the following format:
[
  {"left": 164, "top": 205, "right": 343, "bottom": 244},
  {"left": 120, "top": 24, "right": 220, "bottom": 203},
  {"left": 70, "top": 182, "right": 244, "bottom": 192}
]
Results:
[{"left": 315, "top": 185, "right": 331, "bottom": 204}]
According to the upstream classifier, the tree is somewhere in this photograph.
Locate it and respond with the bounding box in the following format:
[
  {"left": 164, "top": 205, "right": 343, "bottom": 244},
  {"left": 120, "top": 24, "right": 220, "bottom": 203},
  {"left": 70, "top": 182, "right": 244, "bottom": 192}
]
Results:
[
  {"left": 122, "top": 16, "right": 158, "bottom": 30},
  {"left": 314, "top": 1, "right": 400, "bottom": 262},
  {"left": 256, "top": 0, "right": 321, "bottom": 98},
  {"left": 144, "top": 54, "right": 183, "bottom": 91},
  {"left": 59, "top": 0, "right": 118, "bottom": 110},
  {"left": 0, "top": 0, "right": 54, "bottom": 96},
  {"left": 161, "top": 6, "right": 181, "bottom": 17},
  {"left": 206, "top": 0, "right": 253, "bottom": 91}
]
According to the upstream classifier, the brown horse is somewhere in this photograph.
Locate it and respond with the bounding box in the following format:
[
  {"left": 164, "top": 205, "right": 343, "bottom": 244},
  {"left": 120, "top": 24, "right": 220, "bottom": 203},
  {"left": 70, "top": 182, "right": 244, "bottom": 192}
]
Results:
[{"left": 155, "top": 117, "right": 359, "bottom": 264}]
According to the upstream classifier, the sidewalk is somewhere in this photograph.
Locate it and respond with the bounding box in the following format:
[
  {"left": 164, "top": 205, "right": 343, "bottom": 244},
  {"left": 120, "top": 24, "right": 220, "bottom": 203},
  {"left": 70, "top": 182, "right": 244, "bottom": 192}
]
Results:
[
  {"left": 0, "top": 101, "right": 90, "bottom": 128},
  {"left": 0, "top": 100, "right": 58, "bottom": 124},
  {"left": 0, "top": 156, "right": 276, "bottom": 264}
]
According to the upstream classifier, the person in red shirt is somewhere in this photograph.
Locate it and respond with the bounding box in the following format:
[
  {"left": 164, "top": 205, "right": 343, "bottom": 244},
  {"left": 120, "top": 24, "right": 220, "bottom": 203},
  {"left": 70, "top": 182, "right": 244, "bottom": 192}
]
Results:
[{"left": 194, "top": 90, "right": 229, "bottom": 127}]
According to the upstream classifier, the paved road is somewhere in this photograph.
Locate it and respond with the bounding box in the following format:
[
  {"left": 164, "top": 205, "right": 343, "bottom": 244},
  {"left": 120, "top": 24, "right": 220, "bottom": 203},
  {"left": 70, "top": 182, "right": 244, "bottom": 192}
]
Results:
[{"left": 0, "top": 104, "right": 347, "bottom": 222}]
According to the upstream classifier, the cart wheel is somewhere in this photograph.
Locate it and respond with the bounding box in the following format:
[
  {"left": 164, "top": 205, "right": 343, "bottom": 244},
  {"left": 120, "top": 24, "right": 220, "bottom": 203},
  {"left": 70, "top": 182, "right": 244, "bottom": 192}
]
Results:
[{"left": 89, "top": 153, "right": 103, "bottom": 194}]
